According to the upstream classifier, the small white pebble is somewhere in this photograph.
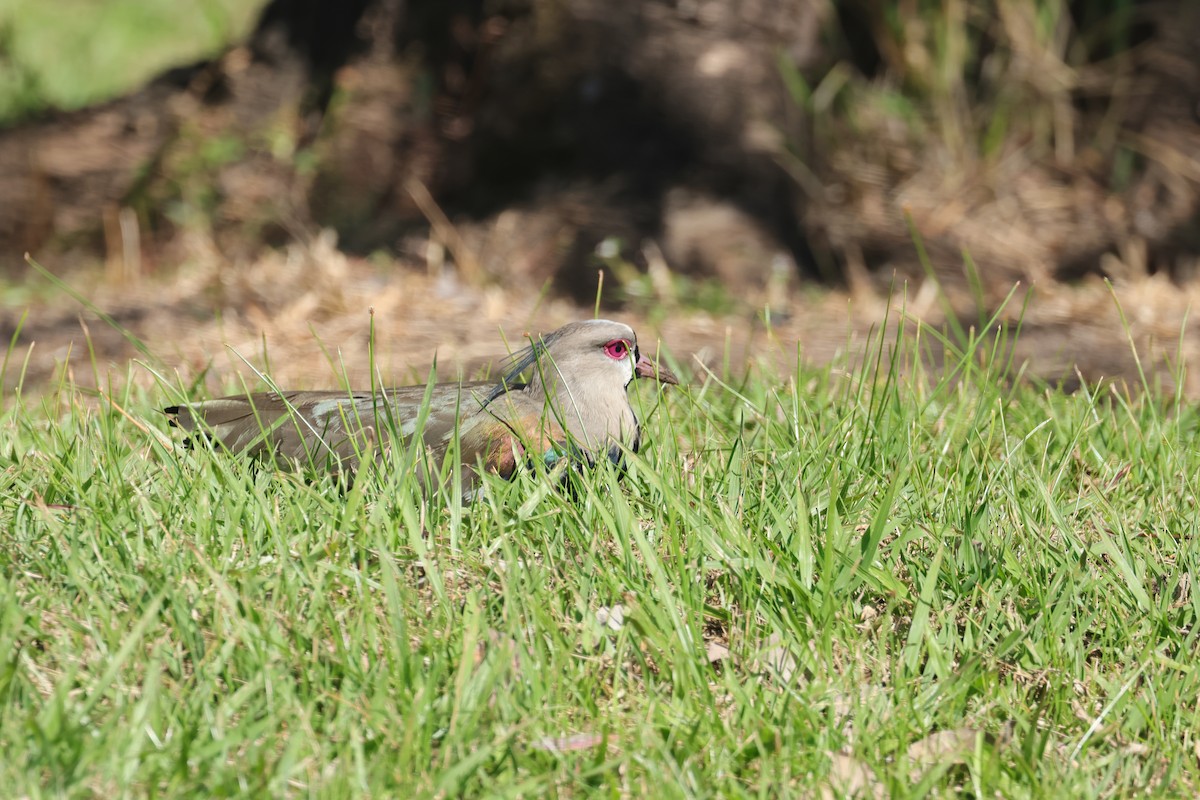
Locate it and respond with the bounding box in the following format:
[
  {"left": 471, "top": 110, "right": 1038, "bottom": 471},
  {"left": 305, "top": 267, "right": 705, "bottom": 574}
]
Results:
[{"left": 596, "top": 604, "right": 625, "bottom": 631}]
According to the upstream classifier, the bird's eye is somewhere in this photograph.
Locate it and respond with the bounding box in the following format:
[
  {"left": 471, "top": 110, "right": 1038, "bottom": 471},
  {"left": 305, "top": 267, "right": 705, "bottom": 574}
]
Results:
[{"left": 603, "top": 339, "right": 629, "bottom": 359}]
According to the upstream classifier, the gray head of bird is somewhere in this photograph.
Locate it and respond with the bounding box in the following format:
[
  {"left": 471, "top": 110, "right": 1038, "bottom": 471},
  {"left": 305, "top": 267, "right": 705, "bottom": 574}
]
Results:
[{"left": 498, "top": 319, "right": 679, "bottom": 402}]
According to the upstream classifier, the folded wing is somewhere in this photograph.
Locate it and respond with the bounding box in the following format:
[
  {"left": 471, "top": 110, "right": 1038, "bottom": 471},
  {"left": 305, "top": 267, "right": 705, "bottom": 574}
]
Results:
[{"left": 164, "top": 383, "right": 497, "bottom": 471}]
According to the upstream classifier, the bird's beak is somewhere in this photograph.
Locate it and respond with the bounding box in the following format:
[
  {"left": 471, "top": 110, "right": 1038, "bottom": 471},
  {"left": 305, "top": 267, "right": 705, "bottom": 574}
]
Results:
[{"left": 635, "top": 353, "right": 680, "bottom": 385}]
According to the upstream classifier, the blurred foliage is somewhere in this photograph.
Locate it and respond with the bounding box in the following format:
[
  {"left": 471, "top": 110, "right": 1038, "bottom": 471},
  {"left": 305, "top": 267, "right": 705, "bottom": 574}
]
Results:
[
  {"left": 0, "top": 21, "right": 40, "bottom": 121},
  {"left": 154, "top": 127, "right": 248, "bottom": 227},
  {"left": 0, "top": 0, "right": 1143, "bottom": 131},
  {"left": 0, "top": 0, "right": 1148, "bottom": 164},
  {"left": 594, "top": 238, "right": 741, "bottom": 321},
  {"left": 0, "top": 0, "right": 1168, "bottom": 286},
  {"left": 785, "top": 0, "right": 1142, "bottom": 167},
  {"left": 0, "top": 0, "right": 266, "bottom": 122}
]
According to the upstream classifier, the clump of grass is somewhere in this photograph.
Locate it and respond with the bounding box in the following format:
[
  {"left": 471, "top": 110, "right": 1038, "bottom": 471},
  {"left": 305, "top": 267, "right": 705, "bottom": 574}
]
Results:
[
  {"left": 775, "top": 0, "right": 1171, "bottom": 293},
  {"left": 2, "top": 293, "right": 1199, "bottom": 796},
  {"left": 784, "top": 0, "right": 1139, "bottom": 169}
]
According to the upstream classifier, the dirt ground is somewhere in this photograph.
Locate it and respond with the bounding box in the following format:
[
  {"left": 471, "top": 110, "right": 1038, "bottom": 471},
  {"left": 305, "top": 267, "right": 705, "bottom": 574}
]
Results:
[{"left": 6, "top": 233, "right": 1200, "bottom": 408}]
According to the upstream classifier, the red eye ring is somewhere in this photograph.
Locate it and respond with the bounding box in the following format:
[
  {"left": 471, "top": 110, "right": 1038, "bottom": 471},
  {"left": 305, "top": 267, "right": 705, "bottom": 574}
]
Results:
[{"left": 603, "top": 339, "right": 630, "bottom": 359}]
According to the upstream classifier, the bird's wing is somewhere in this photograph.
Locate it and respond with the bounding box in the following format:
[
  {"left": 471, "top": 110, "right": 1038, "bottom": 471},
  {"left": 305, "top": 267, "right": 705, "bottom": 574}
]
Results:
[
  {"left": 165, "top": 383, "right": 496, "bottom": 470},
  {"left": 462, "top": 392, "right": 574, "bottom": 480}
]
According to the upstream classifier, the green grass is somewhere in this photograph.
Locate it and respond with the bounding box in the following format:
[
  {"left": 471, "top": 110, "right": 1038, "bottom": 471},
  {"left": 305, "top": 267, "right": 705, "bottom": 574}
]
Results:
[{"left": 2, "top": 306, "right": 1199, "bottom": 797}]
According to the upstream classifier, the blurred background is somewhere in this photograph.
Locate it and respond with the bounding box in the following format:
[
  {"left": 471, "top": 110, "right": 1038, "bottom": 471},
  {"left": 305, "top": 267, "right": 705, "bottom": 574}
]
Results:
[{"left": 1, "top": 0, "right": 1198, "bottom": 395}]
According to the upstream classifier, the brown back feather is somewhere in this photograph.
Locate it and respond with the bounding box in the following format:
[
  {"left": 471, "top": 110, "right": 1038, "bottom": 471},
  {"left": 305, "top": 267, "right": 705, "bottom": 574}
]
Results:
[{"left": 166, "top": 383, "right": 501, "bottom": 472}]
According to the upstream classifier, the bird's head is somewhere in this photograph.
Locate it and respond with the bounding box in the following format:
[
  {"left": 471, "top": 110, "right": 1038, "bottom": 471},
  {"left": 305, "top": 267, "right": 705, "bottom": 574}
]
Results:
[{"left": 498, "top": 319, "right": 679, "bottom": 398}]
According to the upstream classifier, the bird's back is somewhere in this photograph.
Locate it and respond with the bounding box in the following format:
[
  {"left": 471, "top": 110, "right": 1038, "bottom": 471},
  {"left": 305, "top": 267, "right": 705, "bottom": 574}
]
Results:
[{"left": 165, "top": 382, "right": 501, "bottom": 472}]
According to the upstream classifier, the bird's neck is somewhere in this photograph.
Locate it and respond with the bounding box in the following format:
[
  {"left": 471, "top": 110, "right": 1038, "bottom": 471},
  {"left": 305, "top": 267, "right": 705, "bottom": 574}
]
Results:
[{"left": 526, "top": 374, "right": 638, "bottom": 452}]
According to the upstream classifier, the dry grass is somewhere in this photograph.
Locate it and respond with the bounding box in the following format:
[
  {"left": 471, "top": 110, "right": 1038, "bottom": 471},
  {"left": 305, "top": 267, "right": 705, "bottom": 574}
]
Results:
[{"left": 6, "top": 226, "right": 1200, "bottom": 404}]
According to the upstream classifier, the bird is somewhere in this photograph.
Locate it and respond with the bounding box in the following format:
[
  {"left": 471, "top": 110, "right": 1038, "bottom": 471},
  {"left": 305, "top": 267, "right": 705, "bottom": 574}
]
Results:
[{"left": 163, "top": 319, "right": 680, "bottom": 493}]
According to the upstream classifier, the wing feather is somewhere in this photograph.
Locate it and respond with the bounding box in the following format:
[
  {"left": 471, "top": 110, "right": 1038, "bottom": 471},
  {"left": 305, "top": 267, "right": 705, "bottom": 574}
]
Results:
[{"left": 165, "top": 382, "right": 497, "bottom": 470}]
